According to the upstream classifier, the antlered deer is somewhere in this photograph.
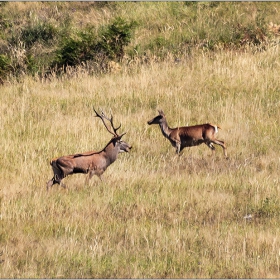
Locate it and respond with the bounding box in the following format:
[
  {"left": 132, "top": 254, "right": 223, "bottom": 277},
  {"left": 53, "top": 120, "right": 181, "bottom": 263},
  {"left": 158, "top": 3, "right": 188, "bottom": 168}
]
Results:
[
  {"left": 147, "top": 109, "right": 227, "bottom": 158},
  {"left": 47, "top": 108, "right": 132, "bottom": 190}
]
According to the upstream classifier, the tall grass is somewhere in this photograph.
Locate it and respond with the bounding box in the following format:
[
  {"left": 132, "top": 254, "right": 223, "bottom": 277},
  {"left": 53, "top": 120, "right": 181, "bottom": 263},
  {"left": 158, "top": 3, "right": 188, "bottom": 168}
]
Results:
[
  {"left": 1, "top": 44, "right": 280, "bottom": 277},
  {"left": 1, "top": 2, "right": 280, "bottom": 80}
]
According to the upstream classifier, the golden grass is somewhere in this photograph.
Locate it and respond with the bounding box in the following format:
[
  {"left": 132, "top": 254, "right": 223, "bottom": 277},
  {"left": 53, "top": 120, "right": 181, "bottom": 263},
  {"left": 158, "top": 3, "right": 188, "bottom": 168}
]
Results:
[{"left": 1, "top": 46, "right": 280, "bottom": 278}]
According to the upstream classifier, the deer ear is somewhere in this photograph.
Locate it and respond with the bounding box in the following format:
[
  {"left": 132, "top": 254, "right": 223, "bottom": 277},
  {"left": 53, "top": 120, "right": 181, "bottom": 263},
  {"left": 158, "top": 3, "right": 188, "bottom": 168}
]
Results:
[{"left": 158, "top": 109, "right": 165, "bottom": 116}]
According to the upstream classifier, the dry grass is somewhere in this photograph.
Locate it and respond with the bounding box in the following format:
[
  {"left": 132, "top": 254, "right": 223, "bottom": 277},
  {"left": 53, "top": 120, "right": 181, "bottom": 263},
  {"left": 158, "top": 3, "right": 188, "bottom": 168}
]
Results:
[{"left": 1, "top": 45, "right": 280, "bottom": 278}]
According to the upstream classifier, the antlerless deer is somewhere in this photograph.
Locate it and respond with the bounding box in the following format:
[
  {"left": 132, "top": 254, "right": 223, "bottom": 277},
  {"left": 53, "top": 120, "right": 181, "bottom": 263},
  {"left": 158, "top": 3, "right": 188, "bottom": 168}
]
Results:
[
  {"left": 47, "top": 108, "right": 132, "bottom": 190},
  {"left": 147, "top": 109, "right": 227, "bottom": 158}
]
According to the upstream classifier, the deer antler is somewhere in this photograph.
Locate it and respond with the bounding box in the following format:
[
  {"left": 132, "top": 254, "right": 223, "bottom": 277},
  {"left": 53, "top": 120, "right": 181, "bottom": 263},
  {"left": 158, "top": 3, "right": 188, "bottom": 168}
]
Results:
[
  {"left": 93, "top": 107, "right": 121, "bottom": 137},
  {"left": 101, "top": 110, "right": 121, "bottom": 135}
]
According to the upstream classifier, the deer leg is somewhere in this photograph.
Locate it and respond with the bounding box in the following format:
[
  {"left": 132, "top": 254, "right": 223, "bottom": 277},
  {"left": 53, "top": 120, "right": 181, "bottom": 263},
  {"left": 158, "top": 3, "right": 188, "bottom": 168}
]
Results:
[
  {"left": 46, "top": 177, "right": 55, "bottom": 191},
  {"left": 85, "top": 169, "right": 96, "bottom": 185},
  {"left": 89, "top": 173, "right": 103, "bottom": 182},
  {"left": 46, "top": 176, "right": 66, "bottom": 190},
  {"left": 59, "top": 181, "right": 67, "bottom": 189},
  {"left": 89, "top": 170, "right": 95, "bottom": 180},
  {"left": 211, "top": 139, "right": 227, "bottom": 158},
  {"left": 51, "top": 161, "right": 68, "bottom": 189},
  {"left": 206, "top": 142, "right": 216, "bottom": 156},
  {"left": 85, "top": 172, "right": 93, "bottom": 185},
  {"left": 175, "top": 141, "right": 181, "bottom": 154},
  {"left": 85, "top": 175, "right": 89, "bottom": 186},
  {"left": 46, "top": 172, "right": 62, "bottom": 190},
  {"left": 53, "top": 174, "right": 67, "bottom": 189},
  {"left": 85, "top": 169, "right": 103, "bottom": 186}
]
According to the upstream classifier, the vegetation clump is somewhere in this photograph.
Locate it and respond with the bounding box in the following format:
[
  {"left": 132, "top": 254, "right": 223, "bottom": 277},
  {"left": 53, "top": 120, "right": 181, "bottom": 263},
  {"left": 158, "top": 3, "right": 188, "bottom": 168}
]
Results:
[{"left": 0, "top": 2, "right": 279, "bottom": 80}]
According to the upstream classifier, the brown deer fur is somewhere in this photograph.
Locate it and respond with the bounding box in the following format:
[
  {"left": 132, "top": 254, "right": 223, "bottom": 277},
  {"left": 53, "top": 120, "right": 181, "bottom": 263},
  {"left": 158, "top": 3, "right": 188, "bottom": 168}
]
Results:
[
  {"left": 47, "top": 108, "right": 132, "bottom": 190},
  {"left": 147, "top": 109, "right": 227, "bottom": 158}
]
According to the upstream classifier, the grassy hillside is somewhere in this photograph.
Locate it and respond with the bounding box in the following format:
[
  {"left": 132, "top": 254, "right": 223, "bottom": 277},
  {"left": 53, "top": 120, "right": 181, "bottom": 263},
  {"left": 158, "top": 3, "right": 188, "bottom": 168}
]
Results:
[
  {"left": 1, "top": 2, "right": 280, "bottom": 278},
  {"left": 0, "top": 2, "right": 280, "bottom": 80}
]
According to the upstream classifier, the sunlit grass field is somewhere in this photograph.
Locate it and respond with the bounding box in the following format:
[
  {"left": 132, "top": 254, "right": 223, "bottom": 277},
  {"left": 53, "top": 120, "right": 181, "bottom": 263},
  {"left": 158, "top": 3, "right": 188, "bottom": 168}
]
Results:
[{"left": 1, "top": 46, "right": 280, "bottom": 277}]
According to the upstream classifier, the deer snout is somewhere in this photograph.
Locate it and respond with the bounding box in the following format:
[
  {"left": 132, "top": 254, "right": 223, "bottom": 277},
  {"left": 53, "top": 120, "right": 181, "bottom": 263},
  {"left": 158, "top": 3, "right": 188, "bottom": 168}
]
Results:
[
  {"left": 119, "top": 141, "right": 132, "bottom": 153},
  {"left": 147, "top": 116, "right": 161, "bottom": 125},
  {"left": 124, "top": 145, "right": 132, "bottom": 152}
]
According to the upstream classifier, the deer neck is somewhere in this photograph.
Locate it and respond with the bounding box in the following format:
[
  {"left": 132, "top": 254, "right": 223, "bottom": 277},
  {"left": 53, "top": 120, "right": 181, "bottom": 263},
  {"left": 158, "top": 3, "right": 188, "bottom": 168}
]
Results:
[
  {"left": 159, "top": 119, "right": 173, "bottom": 139},
  {"left": 102, "top": 142, "right": 119, "bottom": 164}
]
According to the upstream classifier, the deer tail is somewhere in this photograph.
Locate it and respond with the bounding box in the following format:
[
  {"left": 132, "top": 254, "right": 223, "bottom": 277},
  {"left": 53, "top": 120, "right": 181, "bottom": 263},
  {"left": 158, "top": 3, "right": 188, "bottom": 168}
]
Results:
[
  {"left": 208, "top": 123, "right": 222, "bottom": 133},
  {"left": 50, "top": 157, "right": 58, "bottom": 166}
]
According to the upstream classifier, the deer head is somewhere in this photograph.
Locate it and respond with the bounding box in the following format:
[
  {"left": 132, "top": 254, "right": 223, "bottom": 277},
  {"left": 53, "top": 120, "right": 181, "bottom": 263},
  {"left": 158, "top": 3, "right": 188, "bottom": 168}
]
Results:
[
  {"left": 147, "top": 109, "right": 166, "bottom": 125},
  {"left": 93, "top": 107, "right": 132, "bottom": 153}
]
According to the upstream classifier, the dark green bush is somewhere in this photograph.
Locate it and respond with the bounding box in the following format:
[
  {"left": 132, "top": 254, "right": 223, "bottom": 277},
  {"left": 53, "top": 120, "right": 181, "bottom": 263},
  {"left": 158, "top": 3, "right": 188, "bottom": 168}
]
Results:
[
  {"left": 52, "top": 28, "right": 98, "bottom": 69},
  {"left": 0, "top": 54, "right": 11, "bottom": 79},
  {"left": 26, "top": 53, "right": 39, "bottom": 75},
  {"left": 97, "top": 17, "right": 137, "bottom": 61},
  {"left": 52, "top": 17, "right": 137, "bottom": 70},
  {"left": 21, "top": 22, "right": 58, "bottom": 48}
]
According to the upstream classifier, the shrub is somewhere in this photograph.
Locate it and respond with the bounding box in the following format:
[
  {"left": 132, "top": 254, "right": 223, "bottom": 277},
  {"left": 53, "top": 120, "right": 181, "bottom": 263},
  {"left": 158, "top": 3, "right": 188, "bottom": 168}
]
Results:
[
  {"left": 52, "top": 17, "right": 137, "bottom": 71},
  {"left": 97, "top": 17, "right": 138, "bottom": 61},
  {"left": 52, "top": 27, "right": 98, "bottom": 69},
  {"left": 21, "top": 22, "right": 58, "bottom": 48},
  {"left": 0, "top": 54, "right": 11, "bottom": 80}
]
